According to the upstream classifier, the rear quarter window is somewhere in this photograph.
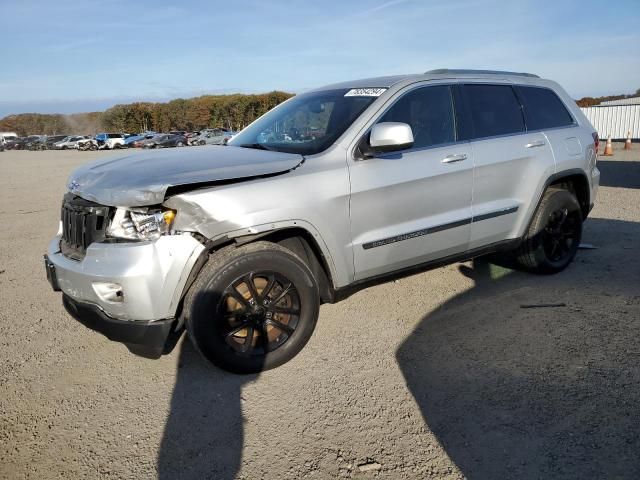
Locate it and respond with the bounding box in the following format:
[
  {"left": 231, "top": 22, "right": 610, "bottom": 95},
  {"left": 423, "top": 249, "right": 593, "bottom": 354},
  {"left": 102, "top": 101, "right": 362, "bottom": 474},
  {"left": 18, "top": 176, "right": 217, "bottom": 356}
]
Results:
[
  {"left": 517, "top": 86, "right": 575, "bottom": 130},
  {"left": 462, "top": 84, "right": 525, "bottom": 139}
]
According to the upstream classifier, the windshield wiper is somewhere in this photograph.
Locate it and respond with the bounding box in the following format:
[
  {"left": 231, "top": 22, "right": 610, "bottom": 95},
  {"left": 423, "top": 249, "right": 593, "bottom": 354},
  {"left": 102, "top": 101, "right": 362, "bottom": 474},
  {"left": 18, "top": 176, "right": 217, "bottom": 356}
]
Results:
[{"left": 237, "top": 143, "right": 274, "bottom": 151}]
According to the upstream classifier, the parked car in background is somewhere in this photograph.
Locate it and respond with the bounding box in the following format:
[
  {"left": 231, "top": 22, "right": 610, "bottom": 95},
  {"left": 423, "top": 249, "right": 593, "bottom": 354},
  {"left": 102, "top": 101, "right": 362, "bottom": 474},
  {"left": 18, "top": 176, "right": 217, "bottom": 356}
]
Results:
[
  {"left": 77, "top": 138, "right": 99, "bottom": 151},
  {"left": 4, "top": 137, "right": 26, "bottom": 150},
  {"left": 26, "top": 136, "right": 47, "bottom": 150},
  {"left": 0, "top": 132, "right": 18, "bottom": 145},
  {"left": 8, "top": 136, "right": 40, "bottom": 150},
  {"left": 141, "top": 133, "right": 187, "bottom": 148},
  {"left": 189, "top": 128, "right": 235, "bottom": 146},
  {"left": 124, "top": 132, "right": 157, "bottom": 147},
  {"left": 95, "top": 133, "right": 126, "bottom": 149},
  {"left": 44, "top": 135, "right": 69, "bottom": 149},
  {"left": 54, "top": 135, "right": 90, "bottom": 150}
]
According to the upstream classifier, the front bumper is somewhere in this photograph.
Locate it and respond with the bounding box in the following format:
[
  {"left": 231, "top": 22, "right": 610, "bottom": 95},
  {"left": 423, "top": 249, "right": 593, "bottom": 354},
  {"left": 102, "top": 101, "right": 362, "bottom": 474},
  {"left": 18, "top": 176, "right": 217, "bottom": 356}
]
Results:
[
  {"left": 62, "top": 294, "right": 179, "bottom": 357},
  {"left": 46, "top": 233, "right": 205, "bottom": 322}
]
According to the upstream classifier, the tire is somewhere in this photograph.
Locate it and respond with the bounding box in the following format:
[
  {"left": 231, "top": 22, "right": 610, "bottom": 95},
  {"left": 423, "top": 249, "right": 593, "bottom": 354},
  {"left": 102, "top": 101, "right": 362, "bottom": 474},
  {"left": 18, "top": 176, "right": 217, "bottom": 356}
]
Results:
[
  {"left": 176, "top": 141, "right": 184, "bottom": 147},
  {"left": 184, "top": 241, "right": 320, "bottom": 374},
  {"left": 516, "top": 188, "right": 582, "bottom": 274},
  {"left": 199, "top": 140, "right": 206, "bottom": 146}
]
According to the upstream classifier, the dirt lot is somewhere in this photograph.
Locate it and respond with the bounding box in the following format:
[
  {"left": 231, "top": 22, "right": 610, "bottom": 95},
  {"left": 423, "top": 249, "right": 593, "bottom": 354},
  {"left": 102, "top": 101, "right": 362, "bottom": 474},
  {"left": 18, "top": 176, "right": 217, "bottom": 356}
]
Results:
[{"left": 0, "top": 144, "right": 639, "bottom": 480}]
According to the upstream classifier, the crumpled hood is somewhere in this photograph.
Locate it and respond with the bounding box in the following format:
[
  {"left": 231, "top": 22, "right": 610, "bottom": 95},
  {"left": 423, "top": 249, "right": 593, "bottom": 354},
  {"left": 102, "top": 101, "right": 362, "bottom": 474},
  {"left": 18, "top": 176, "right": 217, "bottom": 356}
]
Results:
[{"left": 67, "top": 145, "right": 304, "bottom": 206}]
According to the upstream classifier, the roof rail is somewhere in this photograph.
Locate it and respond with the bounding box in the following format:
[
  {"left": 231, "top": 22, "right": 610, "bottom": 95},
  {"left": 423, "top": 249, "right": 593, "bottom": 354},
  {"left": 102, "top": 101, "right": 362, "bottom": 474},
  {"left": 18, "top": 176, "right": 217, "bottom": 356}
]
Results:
[{"left": 425, "top": 69, "right": 539, "bottom": 78}]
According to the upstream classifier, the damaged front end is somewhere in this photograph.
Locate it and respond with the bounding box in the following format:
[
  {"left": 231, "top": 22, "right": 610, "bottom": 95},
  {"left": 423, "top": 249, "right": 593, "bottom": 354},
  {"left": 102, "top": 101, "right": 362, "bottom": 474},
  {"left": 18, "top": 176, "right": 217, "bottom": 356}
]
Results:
[
  {"left": 66, "top": 145, "right": 305, "bottom": 206},
  {"left": 46, "top": 145, "right": 306, "bottom": 357}
]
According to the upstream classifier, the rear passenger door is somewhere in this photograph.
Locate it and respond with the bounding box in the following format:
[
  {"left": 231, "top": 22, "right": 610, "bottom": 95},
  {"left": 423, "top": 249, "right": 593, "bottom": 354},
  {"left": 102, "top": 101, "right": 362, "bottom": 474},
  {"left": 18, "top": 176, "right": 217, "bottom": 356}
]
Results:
[
  {"left": 516, "top": 85, "right": 583, "bottom": 172},
  {"left": 461, "top": 83, "right": 555, "bottom": 249}
]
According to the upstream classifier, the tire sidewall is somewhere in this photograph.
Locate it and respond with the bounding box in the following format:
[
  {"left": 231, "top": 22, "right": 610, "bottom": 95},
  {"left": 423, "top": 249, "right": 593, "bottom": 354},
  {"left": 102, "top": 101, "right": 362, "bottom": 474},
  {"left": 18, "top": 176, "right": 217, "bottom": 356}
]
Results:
[
  {"left": 187, "top": 246, "right": 320, "bottom": 373},
  {"left": 528, "top": 189, "right": 582, "bottom": 272}
]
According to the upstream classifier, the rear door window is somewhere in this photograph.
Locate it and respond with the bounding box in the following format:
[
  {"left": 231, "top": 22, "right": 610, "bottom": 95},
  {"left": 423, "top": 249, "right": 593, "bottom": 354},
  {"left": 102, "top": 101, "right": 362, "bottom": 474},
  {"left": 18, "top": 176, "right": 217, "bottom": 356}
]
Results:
[
  {"left": 378, "top": 85, "right": 456, "bottom": 149},
  {"left": 462, "top": 84, "right": 525, "bottom": 139},
  {"left": 517, "top": 86, "right": 575, "bottom": 130}
]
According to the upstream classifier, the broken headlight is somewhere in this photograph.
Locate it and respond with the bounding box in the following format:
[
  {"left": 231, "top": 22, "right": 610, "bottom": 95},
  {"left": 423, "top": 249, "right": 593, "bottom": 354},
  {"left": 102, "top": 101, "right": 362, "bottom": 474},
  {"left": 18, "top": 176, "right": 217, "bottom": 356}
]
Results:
[{"left": 106, "top": 207, "right": 176, "bottom": 240}]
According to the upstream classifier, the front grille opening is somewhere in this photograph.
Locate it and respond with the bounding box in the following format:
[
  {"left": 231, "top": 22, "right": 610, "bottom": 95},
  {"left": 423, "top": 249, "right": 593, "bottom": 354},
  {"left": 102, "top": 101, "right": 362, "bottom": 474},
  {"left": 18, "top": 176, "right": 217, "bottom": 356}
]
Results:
[{"left": 60, "top": 193, "right": 112, "bottom": 261}]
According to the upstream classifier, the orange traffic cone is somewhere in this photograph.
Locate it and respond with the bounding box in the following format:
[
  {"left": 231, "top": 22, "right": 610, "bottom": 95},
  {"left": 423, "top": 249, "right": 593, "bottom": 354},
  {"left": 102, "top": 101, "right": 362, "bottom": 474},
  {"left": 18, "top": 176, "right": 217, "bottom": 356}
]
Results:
[
  {"left": 603, "top": 136, "right": 614, "bottom": 156},
  {"left": 624, "top": 131, "right": 632, "bottom": 150}
]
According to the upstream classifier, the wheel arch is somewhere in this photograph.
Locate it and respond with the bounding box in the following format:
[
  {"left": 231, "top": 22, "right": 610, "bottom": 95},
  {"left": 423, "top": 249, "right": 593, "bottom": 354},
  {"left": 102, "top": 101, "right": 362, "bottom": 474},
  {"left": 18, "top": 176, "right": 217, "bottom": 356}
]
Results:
[
  {"left": 547, "top": 170, "right": 591, "bottom": 219},
  {"left": 519, "top": 168, "right": 591, "bottom": 242},
  {"left": 178, "top": 225, "right": 338, "bottom": 318}
]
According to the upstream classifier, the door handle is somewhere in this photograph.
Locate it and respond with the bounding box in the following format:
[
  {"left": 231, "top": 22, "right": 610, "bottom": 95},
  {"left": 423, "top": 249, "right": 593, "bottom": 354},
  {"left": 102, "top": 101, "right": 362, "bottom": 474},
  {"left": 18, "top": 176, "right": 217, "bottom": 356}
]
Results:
[
  {"left": 525, "top": 140, "right": 546, "bottom": 148},
  {"left": 442, "top": 153, "right": 468, "bottom": 164}
]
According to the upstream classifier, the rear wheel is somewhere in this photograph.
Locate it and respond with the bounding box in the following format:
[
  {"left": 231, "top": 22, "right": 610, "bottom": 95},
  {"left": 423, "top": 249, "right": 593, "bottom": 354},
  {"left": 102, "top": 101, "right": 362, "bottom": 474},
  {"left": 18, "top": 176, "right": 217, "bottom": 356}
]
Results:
[
  {"left": 516, "top": 188, "right": 582, "bottom": 274},
  {"left": 185, "top": 241, "right": 320, "bottom": 373},
  {"left": 176, "top": 141, "right": 184, "bottom": 147}
]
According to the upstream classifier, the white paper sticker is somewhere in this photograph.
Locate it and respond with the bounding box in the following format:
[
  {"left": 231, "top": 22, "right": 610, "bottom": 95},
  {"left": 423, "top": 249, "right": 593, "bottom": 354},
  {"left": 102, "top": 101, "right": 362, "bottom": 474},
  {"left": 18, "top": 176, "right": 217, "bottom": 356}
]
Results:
[{"left": 344, "top": 88, "right": 387, "bottom": 97}]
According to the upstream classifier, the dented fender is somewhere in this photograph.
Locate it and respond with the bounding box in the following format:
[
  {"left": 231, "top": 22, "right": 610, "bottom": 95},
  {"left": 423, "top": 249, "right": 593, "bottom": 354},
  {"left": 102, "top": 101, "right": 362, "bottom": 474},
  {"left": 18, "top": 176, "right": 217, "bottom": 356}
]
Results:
[{"left": 165, "top": 192, "right": 341, "bottom": 286}]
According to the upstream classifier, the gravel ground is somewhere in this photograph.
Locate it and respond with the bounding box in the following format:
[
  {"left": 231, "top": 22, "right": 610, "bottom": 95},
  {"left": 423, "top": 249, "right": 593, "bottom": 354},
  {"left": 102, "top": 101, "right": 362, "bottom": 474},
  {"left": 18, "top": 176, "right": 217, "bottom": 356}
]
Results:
[{"left": 0, "top": 144, "right": 638, "bottom": 479}]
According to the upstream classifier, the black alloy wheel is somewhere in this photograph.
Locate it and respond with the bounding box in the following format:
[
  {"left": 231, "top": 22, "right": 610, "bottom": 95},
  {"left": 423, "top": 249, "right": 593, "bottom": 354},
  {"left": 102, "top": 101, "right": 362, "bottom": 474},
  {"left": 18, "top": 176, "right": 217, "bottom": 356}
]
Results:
[
  {"left": 516, "top": 188, "right": 583, "bottom": 274},
  {"left": 185, "top": 241, "right": 320, "bottom": 373},
  {"left": 219, "top": 272, "right": 301, "bottom": 355},
  {"left": 541, "top": 207, "right": 581, "bottom": 264}
]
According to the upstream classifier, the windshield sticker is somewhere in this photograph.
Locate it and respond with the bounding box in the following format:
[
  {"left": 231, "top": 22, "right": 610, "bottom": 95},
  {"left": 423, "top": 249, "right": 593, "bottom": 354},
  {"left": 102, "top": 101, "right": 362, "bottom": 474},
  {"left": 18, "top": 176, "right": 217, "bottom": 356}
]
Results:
[{"left": 344, "top": 88, "right": 387, "bottom": 97}]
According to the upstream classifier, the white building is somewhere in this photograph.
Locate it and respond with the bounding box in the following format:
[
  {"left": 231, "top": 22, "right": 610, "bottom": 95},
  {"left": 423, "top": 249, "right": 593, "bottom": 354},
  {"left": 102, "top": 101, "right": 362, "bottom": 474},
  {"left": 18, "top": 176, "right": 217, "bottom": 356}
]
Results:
[
  {"left": 599, "top": 96, "right": 640, "bottom": 106},
  {"left": 580, "top": 105, "right": 640, "bottom": 140}
]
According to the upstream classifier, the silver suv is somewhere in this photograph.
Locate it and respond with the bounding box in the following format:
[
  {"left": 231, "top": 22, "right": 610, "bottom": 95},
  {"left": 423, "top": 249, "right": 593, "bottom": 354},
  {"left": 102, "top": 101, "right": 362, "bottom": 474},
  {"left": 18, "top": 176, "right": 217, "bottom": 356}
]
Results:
[{"left": 45, "top": 69, "right": 600, "bottom": 373}]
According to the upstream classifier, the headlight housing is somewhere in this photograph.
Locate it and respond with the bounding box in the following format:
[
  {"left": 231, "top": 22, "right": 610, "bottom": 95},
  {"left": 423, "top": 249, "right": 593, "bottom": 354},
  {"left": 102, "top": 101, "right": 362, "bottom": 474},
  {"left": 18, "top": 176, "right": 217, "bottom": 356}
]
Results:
[{"left": 107, "top": 207, "right": 176, "bottom": 240}]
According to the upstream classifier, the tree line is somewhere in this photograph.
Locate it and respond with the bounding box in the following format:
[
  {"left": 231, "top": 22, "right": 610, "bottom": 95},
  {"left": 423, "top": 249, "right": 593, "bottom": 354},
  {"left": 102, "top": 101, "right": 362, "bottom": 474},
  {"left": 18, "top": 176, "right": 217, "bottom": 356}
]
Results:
[
  {"left": 0, "top": 91, "right": 293, "bottom": 136},
  {"left": 576, "top": 88, "right": 640, "bottom": 108},
  {"left": 3, "top": 87, "right": 638, "bottom": 136}
]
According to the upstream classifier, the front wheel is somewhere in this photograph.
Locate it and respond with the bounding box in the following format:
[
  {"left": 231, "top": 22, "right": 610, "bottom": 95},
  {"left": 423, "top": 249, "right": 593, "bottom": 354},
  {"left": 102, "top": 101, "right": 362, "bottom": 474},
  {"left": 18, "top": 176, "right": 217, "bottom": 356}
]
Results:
[
  {"left": 516, "top": 188, "right": 582, "bottom": 274},
  {"left": 185, "top": 241, "right": 320, "bottom": 373}
]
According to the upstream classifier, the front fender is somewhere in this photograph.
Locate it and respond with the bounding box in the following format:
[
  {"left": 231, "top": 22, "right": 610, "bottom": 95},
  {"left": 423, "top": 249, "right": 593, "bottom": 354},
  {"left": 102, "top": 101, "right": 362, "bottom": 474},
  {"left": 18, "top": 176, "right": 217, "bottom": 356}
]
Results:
[{"left": 165, "top": 194, "right": 348, "bottom": 288}]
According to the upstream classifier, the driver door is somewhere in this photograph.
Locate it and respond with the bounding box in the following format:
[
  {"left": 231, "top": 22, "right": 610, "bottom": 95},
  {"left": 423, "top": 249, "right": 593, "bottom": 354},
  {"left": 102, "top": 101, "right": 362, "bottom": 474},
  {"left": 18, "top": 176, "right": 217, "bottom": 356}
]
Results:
[{"left": 348, "top": 84, "right": 474, "bottom": 281}]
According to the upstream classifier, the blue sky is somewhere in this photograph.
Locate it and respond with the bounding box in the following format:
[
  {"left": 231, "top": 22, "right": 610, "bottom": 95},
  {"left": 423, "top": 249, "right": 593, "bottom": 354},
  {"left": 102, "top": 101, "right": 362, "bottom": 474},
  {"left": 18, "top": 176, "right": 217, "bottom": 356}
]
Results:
[{"left": 0, "top": 0, "right": 639, "bottom": 117}]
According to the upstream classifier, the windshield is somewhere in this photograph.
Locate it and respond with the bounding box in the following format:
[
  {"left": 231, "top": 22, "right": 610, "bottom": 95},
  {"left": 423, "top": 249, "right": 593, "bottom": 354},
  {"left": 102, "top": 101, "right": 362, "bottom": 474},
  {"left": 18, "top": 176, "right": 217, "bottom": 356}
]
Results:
[{"left": 229, "top": 89, "right": 378, "bottom": 155}]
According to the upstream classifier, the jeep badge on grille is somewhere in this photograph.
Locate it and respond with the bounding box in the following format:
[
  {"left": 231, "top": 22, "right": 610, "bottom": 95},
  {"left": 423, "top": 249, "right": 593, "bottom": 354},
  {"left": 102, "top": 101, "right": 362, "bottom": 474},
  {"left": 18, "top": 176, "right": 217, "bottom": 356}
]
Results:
[{"left": 68, "top": 180, "right": 81, "bottom": 193}]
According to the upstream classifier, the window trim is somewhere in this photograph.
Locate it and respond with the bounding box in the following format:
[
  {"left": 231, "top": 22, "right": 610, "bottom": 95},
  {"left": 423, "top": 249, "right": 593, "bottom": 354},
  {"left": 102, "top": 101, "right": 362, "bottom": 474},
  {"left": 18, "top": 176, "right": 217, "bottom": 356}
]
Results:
[
  {"left": 353, "top": 82, "right": 463, "bottom": 159},
  {"left": 349, "top": 80, "right": 581, "bottom": 160},
  {"left": 456, "top": 82, "right": 579, "bottom": 143},
  {"left": 459, "top": 82, "right": 527, "bottom": 142},
  {"left": 513, "top": 84, "right": 578, "bottom": 133}
]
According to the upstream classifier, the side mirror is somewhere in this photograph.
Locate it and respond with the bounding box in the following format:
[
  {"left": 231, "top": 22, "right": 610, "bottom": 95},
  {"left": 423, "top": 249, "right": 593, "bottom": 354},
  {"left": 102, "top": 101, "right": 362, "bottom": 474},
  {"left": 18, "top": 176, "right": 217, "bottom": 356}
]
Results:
[{"left": 366, "top": 122, "right": 414, "bottom": 156}]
